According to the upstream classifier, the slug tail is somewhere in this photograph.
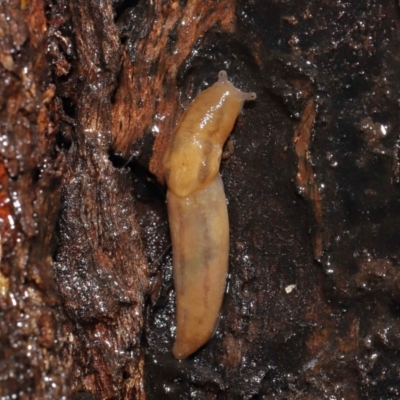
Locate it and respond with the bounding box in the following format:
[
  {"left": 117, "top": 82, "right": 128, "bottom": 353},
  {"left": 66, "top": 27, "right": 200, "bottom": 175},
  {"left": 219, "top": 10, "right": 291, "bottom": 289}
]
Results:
[{"left": 167, "top": 175, "right": 229, "bottom": 359}]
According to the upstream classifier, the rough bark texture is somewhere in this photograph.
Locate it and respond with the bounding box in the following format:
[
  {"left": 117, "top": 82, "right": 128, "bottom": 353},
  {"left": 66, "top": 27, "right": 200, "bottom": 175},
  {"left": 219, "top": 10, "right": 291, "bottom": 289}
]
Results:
[
  {"left": 0, "top": 0, "right": 69, "bottom": 398},
  {"left": 1, "top": 0, "right": 400, "bottom": 399},
  {"left": 50, "top": 1, "right": 149, "bottom": 399}
]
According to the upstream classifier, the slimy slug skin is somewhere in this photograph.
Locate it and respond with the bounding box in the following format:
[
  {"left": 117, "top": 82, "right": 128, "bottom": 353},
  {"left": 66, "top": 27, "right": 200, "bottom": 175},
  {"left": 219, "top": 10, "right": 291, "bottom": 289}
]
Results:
[
  {"left": 166, "top": 175, "right": 229, "bottom": 359},
  {"left": 163, "top": 70, "right": 256, "bottom": 359}
]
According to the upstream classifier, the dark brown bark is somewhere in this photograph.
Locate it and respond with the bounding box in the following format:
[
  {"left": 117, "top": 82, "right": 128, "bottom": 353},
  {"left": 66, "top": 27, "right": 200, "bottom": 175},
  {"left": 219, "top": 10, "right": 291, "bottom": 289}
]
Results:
[
  {"left": 51, "top": 1, "right": 149, "bottom": 398},
  {"left": 0, "top": 0, "right": 69, "bottom": 398},
  {"left": 1, "top": 0, "right": 400, "bottom": 399}
]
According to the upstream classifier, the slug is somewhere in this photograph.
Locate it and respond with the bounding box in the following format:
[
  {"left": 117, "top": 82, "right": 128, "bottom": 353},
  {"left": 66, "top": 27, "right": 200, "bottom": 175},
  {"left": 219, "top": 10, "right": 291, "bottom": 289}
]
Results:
[{"left": 163, "top": 70, "right": 256, "bottom": 359}]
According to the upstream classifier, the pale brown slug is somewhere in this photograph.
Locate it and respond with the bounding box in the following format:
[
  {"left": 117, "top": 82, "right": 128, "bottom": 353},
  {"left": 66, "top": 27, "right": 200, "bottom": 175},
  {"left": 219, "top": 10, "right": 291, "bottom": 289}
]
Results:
[{"left": 163, "top": 70, "right": 256, "bottom": 359}]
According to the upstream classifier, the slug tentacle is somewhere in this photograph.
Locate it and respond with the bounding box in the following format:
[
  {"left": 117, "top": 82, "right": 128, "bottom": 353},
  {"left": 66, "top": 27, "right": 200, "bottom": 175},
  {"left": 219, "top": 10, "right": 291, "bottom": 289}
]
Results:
[
  {"left": 163, "top": 70, "right": 256, "bottom": 359},
  {"left": 217, "top": 70, "right": 257, "bottom": 102}
]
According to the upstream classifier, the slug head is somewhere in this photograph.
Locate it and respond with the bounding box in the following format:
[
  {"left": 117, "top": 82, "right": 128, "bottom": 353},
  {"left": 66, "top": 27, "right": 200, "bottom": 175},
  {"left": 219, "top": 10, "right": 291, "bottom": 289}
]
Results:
[
  {"left": 191, "top": 70, "right": 256, "bottom": 147},
  {"left": 163, "top": 70, "right": 256, "bottom": 198}
]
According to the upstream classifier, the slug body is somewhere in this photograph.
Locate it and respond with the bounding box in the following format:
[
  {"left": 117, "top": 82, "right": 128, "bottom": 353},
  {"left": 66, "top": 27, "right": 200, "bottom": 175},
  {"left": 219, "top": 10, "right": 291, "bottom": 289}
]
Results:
[{"left": 163, "top": 71, "right": 256, "bottom": 359}]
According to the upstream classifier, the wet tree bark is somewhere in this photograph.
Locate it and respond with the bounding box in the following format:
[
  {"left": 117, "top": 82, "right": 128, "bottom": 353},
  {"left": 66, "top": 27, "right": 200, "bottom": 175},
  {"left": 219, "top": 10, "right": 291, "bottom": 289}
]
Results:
[
  {"left": 0, "top": 0, "right": 69, "bottom": 398},
  {"left": 1, "top": 0, "right": 399, "bottom": 399}
]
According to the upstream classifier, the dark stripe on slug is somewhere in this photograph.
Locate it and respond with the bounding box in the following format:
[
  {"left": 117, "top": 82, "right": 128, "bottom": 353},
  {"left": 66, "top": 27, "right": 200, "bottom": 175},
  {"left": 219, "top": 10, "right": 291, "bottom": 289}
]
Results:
[
  {"left": 176, "top": 206, "right": 188, "bottom": 297},
  {"left": 207, "top": 105, "right": 225, "bottom": 138},
  {"left": 192, "top": 189, "right": 215, "bottom": 309},
  {"left": 197, "top": 160, "right": 209, "bottom": 185},
  {"left": 205, "top": 128, "right": 218, "bottom": 139},
  {"left": 202, "top": 261, "right": 212, "bottom": 311},
  {"left": 197, "top": 140, "right": 214, "bottom": 184}
]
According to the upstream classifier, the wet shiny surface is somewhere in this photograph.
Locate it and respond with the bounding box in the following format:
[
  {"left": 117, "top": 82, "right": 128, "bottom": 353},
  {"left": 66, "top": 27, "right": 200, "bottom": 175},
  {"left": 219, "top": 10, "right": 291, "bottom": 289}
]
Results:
[{"left": 144, "top": 0, "right": 400, "bottom": 399}]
